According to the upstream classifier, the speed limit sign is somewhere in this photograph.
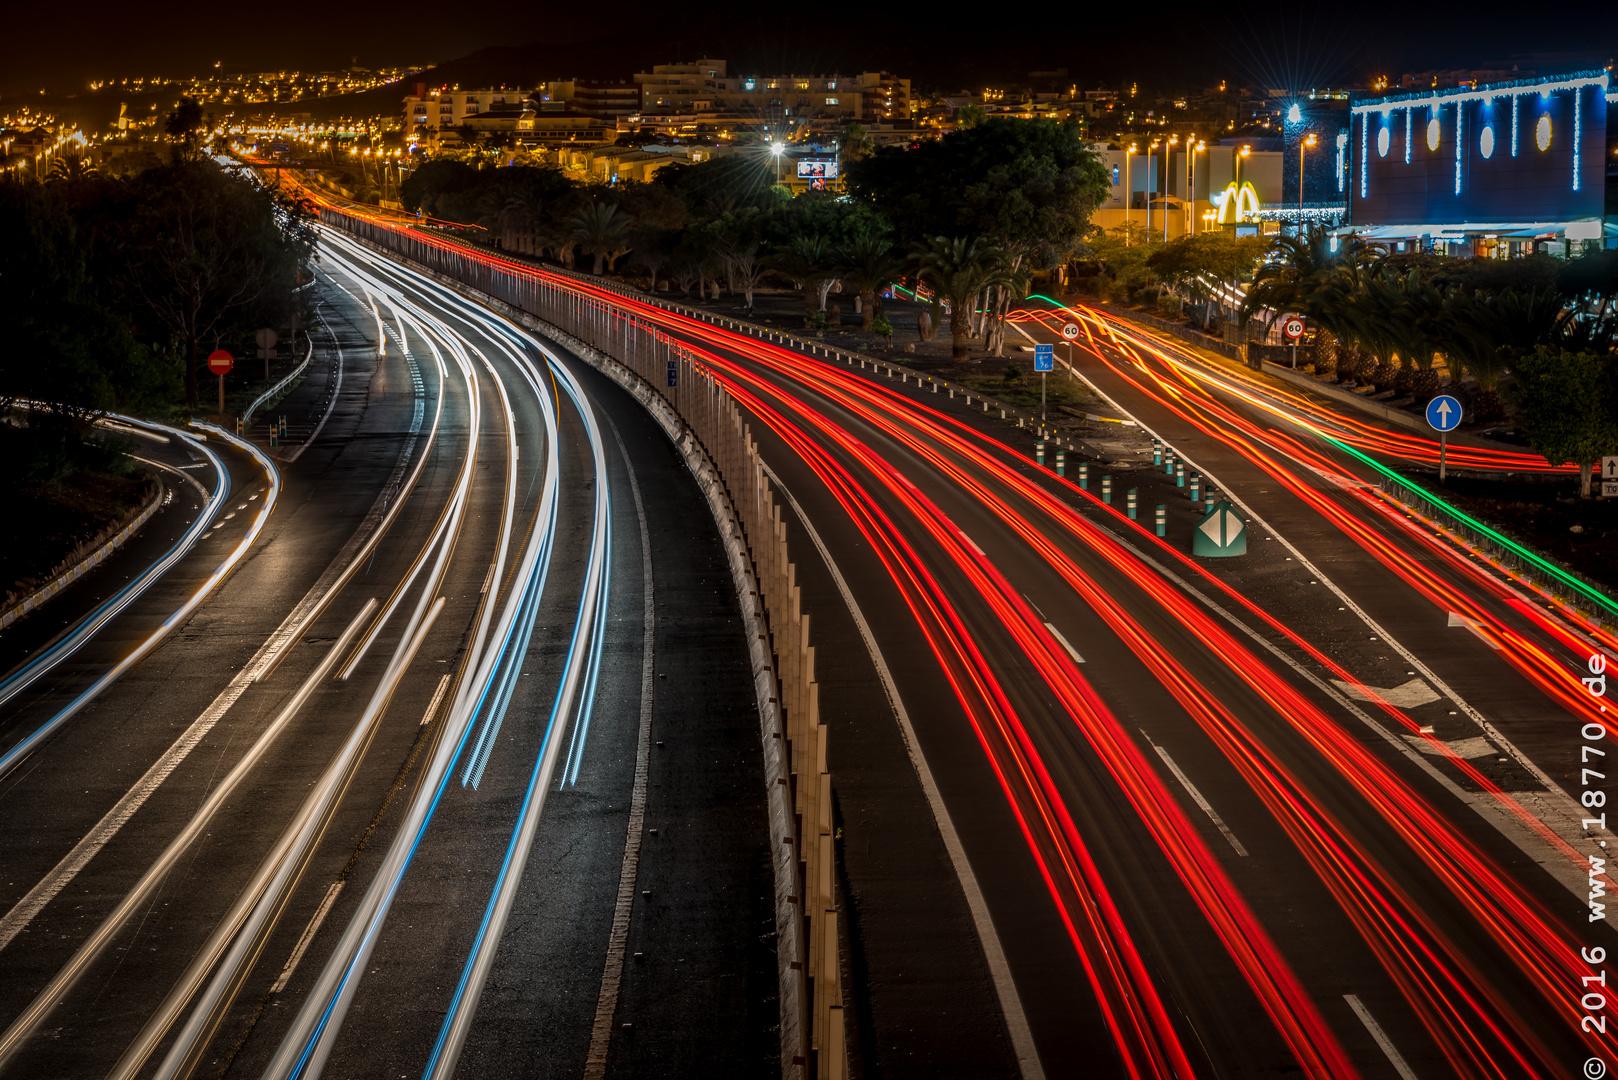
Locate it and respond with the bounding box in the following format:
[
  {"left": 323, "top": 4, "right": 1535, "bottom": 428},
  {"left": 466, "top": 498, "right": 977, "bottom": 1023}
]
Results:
[
  {"left": 1282, "top": 316, "right": 1306, "bottom": 341},
  {"left": 1062, "top": 322, "right": 1080, "bottom": 340}
]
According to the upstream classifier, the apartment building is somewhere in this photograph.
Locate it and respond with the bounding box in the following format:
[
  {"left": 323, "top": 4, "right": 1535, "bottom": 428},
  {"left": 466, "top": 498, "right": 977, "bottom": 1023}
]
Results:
[{"left": 631, "top": 59, "right": 910, "bottom": 123}]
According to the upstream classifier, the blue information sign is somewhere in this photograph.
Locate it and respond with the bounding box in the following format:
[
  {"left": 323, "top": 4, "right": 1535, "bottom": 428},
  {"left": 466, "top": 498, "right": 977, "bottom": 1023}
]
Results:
[
  {"left": 666, "top": 360, "right": 678, "bottom": 387},
  {"left": 1425, "top": 394, "right": 1461, "bottom": 432},
  {"left": 1034, "top": 344, "right": 1054, "bottom": 373}
]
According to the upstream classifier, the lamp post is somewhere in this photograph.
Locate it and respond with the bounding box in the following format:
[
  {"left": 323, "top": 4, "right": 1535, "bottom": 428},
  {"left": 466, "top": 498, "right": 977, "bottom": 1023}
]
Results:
[
  {"left": 1236, "top": 144, "right": 1251, "bottom": 222},
  {"left": 1189, "top": 139, "right": 1205, "bottom": 235},
  {"left": 1146, "top": 139, "right": 1159, "bottom": 238},
  {"left": 1298, "top": 132, "right": 1317, "bottom": 237},
  {"left": 1166, "top": 135, "right": 1178, "bottom": 241},
  {"left": 1125, "top": 144, "right": 1137, "bottom": 244},
  {"left": 770, "top": 139, "right": 784, "bottom": 183}
]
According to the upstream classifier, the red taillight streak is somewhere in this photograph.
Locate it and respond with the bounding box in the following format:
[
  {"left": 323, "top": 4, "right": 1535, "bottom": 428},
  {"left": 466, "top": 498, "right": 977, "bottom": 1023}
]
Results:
[
  {"left": 706, "top": 354, "right": 1359, "bottom": 1077},
  {"left": 717, "top": 345, "right": 1562, "bottom": 1076},
  {"left": 303, "top": 207, "right": 1603, "bottom": 1070}
]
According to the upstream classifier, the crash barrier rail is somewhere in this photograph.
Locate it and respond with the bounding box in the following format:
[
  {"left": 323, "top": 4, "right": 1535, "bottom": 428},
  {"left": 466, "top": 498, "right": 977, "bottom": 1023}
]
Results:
[
  {"left": 324, "top": 209, "right": 847, "bottom": 1080},
  {"left": 242, "top": 334, "right": 314, "bottom": 427}
]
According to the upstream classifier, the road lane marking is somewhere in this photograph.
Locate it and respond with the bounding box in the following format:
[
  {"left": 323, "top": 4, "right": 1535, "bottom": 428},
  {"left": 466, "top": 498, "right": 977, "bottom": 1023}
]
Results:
[
  {"left": 1043, "top": 622, "right": 1085, "bottom": 664},
  {"left": 270, "top": 881, "right": 344, "bottom": 995},
  {"left": 420, "top": 674, "right": 452, "bottom": 726},
  {"left": 1343, "top": 994, "right": 1419, "bottom": 1080},
  {"left": 763, "top": 462, "right": 1045, "bottom": 1080},
  {"left": 1447, "top": 610, "right": 1501, "bottom": 649},
  {"left": 1141, "top": 731, "right": 1248, "bottom": 856},
  {"left": 583, "top": 413, "right": 656, "bottom": 1080},
  {"left": 1328, "top": 677, "right": 1439, "bottom": 709}
]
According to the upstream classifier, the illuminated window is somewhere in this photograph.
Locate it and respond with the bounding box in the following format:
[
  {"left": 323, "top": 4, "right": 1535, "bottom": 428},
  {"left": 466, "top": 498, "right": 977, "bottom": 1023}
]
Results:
[
  {"left": 1536, "top": 113, "right": 1551, "bottom": 151},
  {"left": 826, "top": 97, "right": 839, "bottom": 106}
]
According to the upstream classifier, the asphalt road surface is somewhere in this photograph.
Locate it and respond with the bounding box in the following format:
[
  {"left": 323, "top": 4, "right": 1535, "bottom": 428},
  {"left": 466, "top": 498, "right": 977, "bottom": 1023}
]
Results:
[{"left": 0, "top": 236, "right": 772, "bottom": 1080}]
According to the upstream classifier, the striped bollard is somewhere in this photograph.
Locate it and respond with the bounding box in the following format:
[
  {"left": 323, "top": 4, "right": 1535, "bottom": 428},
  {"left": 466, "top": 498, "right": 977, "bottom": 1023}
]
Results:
[
  {"left": 1101, "top": 474, "right": 1112, "bottom": 505},
  {"left": 1078, "top": 461, "right": 1089, "bottom": 490},
  {"left": 1126, "top": 488, "right": 1138, "bottom": 520},
  {"left": 1153, "top": 440, "right": 1163, "bottom": 467},
  {"left": 1189, "top": 473, "right": 1201, "bottom": 501},
  {"left": 1175, "top": 462, "right": 1186, "bottom": 488},
  {"left": 1055, "top": 451, "right": 1066, "bottom": 478},
  {"left": 1155, "top": 504, "right": 1167, "bottom": 537},
  {"left": 1035, "top": 440, "right": 1046, "bottom": 467},
  {"left": 1164, "top": 453, "right": 1175, "bottom": 476}
]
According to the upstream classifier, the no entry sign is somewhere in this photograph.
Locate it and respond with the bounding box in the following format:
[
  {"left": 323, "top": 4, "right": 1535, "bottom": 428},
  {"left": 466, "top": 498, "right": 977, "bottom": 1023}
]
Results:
[{"left": 208, "top": 350, "right": 235, "bottom": 375}]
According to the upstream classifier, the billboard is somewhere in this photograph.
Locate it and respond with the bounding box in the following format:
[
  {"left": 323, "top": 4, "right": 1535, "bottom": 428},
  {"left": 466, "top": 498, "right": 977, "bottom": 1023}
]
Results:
[
  {"left": 796, "top": 159, "right": 840, "bottom": 180},
  {"left": 1349, "top": 71, "right": 1607, "bottom": 228}
]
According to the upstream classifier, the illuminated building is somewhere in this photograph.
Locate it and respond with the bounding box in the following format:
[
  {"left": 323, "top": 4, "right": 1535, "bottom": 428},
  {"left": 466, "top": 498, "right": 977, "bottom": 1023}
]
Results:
[{"left": 1343, "top": 70, "right": 1611, "bottom": 255}]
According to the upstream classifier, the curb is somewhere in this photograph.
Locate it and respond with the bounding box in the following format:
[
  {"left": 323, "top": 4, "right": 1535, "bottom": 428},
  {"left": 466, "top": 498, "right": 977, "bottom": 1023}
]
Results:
[{"left": 2, "top": 479, "right": 167, "bottom": 631}]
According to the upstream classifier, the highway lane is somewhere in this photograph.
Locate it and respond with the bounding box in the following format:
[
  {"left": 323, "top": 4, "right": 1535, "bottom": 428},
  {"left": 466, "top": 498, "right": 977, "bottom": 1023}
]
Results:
[
  {"left": 259, "top": 208, "right": 1618, "bottom": 1078},
  {"left": 1012, "top": 303, "right": 1610, "bottom": 865},
  {"left": 0, "top": 258, "right": 458, "bottom": 1073},
  {"left": 157, "top": 235, "right": 772, "bottom": 1080},
  {"left": 700, "top": 333, "right": 1618, "bottom": 1077}
]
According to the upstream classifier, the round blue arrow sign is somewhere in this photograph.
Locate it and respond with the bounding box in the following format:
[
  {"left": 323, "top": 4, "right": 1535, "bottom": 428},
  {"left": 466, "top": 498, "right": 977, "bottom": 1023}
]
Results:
[{"left": 1425, "top": 394, "right": 1462, "bottom": 433}]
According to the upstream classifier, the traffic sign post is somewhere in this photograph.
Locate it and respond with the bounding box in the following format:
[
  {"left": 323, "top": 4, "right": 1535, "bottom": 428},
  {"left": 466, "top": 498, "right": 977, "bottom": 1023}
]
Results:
[
  {"left": 1193, "top": 500, "right": 1247, "bottom": 557},
  {"left": 1061, "top": 321, "right": 1079, "bottom": 381},
  {"left": 1034, "top": 344, "right": 1054, "bottom": 424},
  {"left": 1282, "top": 314, "right": 1305, "bottom": 369},
  {"left": 255, "top": 327, "right": 278, "bottom": 380},
  {"left": 1602, "top": 457, "right": 1618, "bottom": 498},
  {"left": 208, "top": 349, "right": 234, "bottom": 416},
  {"left": 1425, "top": 394, "right": 1462, "bottom": 482}
]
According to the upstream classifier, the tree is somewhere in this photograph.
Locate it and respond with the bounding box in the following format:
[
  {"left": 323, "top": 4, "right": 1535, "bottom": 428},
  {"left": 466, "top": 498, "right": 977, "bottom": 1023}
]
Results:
[
  {"left": 569, "top": 201, "right": 635, "bottom": 274},
  {"left": 768, "top": 234, "right": 837, "bottom": 312},
  {"left": 130, "top": 161, "right": 310, "bottom": 410},
  {"left": 47, "top": 154, "right": 99, "bottom": 184},
  {"left": 914, "top": 235, "right": 1007, "bottom": 361},
  {"left": 838, "top": 232, "right": 903, "bottom": 330},
  {"left": 847, "top": 117, "right": 1108, "bottom": 272},
  {"left": 1511, "top": 347, "right": 1618, "bottom": 497},
  {"left": 164, "top": 97, "right": 205, "bottom": 162},
  {"left": 1147, "top": 232, "right": 1267, "bottom": 324},
  {"left": 837, "top": 122, "right": 874, "bottom": 163}
]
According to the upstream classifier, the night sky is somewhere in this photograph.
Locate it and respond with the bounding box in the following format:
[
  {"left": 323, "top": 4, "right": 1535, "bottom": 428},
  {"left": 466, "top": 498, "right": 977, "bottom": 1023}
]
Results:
[{"left": 6, "top": 1, "right": 1616, "bottom": 97}]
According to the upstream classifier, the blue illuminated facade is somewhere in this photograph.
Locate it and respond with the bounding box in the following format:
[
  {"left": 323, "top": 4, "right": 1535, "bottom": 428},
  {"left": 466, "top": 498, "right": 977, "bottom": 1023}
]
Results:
[{"left": 1346, "top": 70, "right": 1611, "bottom": 252}]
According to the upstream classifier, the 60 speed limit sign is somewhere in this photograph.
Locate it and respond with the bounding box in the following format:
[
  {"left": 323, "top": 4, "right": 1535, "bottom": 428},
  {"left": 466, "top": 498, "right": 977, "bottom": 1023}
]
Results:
[
  {"left": 1282, "top": 317, "right": 1306, "bottom": 340},
  {"left": 1061, "top": 322, "right": 1080, "bottom": 340}
]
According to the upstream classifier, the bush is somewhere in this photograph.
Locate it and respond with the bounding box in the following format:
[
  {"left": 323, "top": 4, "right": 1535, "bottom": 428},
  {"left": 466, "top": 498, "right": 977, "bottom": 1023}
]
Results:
[{"left": 869, "top": 313, "right": 894, "bottom": 344}]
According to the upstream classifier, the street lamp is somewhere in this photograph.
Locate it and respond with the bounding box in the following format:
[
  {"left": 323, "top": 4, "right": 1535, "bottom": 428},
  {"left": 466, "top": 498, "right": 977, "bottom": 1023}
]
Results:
[
  {"left": 1189, "top": 139, "right": 1205, "bottom": 235},
  {"left": 770, "top": 139, "right": 784, "bottom": 183},
  {"left": 1147, "top": 139, "right": 1159, "bottom": 238},
  {"left": 1125, "top": 144, "right": 1137, "bottom": 244},
  {"left": 1298, "top": 132, "right": 1317, "bottom": 237},
  {"left": 1235, "top": 144, "right": 1251, "bottom": 222},
  {"left": 1166, "top": 135, "right": 1178, "bottom": 241}
]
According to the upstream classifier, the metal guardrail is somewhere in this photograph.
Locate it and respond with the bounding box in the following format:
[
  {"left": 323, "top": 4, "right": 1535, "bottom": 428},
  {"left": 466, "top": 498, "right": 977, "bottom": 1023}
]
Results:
[{"left": 242, "top": 336, "right": 313, "bottom": 427}]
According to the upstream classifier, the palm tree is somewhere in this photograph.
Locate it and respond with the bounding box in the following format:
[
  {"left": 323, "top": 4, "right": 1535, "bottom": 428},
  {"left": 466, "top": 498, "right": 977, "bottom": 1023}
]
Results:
[
  {"left": 502, "top": 191, "right": 545, "bottom": 255},
  {"left": 47, "top": 153, "right": 98, "bottom": 183},
  {"left": 569, "top": 202, "right": 636, "bottom": 274},
  {"left": 768, "top": 235, "right": 837, "bottom": 313},
  {"left": 837, "top": 233, "right": 903, "bottom": 330},
  {"left": 914, "top": 235, "right": 1007, "bottom": 362}
]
